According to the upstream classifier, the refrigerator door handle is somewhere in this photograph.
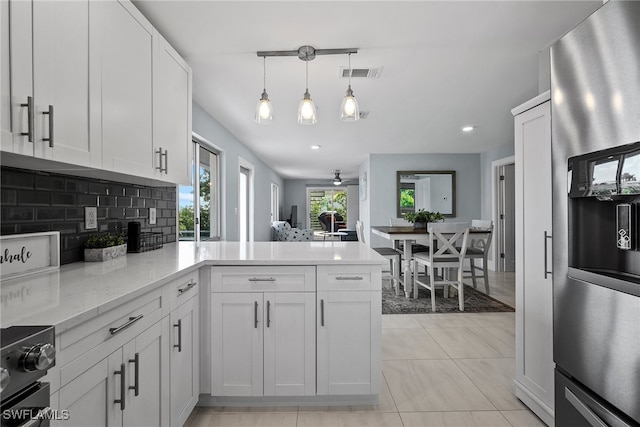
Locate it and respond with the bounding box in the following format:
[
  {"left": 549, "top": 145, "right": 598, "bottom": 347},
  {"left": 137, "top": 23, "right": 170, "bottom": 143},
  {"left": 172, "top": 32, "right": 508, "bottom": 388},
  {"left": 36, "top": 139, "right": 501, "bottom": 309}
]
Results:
[{"left": 565, "top": 387, "right": 608, "bottom": 427}]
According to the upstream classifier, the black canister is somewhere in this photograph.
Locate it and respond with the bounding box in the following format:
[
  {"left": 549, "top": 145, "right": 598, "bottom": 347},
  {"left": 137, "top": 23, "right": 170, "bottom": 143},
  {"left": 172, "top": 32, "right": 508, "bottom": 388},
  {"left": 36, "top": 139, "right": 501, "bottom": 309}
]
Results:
[{"left": 127, "top": 221, "right": 141, "bottom": 252}]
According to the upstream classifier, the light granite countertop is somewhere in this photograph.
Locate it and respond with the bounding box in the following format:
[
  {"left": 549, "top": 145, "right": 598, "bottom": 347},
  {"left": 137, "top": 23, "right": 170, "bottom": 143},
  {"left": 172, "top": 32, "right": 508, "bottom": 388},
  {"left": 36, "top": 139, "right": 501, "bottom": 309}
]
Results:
[{"left": 0, "top": 241, "right": 386, "bottom": 331}]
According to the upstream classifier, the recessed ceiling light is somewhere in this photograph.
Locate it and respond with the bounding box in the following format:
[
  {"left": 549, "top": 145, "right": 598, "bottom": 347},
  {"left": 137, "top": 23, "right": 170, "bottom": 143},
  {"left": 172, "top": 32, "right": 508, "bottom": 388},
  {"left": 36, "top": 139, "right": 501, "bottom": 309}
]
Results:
[
  {"left": 461, "top": 126, "right": 475, "bottom": 132},
  {"left": 311, "top": 145, "right": 321, "bottom": 150}
]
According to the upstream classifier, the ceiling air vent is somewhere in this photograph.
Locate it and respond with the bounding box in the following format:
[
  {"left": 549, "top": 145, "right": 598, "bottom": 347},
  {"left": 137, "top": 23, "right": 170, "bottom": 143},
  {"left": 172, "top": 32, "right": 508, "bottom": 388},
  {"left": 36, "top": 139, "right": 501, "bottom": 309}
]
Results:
[
  {"left": 359, "top": 111, "right": 370, "bottom": 119},
  {"left": 340, "top": 67, "right": 383, "bottom": 79}
]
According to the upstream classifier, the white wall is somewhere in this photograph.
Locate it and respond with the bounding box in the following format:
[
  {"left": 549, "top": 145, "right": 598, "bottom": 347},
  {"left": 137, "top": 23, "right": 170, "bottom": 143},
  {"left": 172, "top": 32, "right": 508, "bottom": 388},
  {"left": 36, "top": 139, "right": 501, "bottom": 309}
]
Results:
[
  {"left": 366, "top": 153, "right": 482, "bottom": 247},
  {"left": 192, "top": 102, "right": 284, "bottom": 241}
]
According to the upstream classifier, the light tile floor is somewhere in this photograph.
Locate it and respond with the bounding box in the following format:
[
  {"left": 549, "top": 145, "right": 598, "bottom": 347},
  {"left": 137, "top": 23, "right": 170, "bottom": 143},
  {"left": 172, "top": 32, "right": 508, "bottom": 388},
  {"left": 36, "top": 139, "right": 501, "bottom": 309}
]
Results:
[{"left": 185, "top": 271, "right": 547, "bottom": 427}]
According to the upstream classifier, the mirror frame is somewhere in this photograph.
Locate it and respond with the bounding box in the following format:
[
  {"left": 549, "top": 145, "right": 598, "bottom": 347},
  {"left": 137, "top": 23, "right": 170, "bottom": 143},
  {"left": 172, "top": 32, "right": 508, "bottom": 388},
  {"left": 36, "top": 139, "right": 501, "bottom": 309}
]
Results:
[{"left": 396, "top": 170, "right": 456, "bottom": 218}]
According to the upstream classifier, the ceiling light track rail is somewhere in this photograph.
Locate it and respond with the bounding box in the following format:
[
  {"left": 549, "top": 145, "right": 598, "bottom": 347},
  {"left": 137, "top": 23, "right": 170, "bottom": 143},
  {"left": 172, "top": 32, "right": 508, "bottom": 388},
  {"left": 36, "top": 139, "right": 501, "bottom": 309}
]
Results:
[{"left": 257, "top": 46, "right": 358, "bottom": 60}]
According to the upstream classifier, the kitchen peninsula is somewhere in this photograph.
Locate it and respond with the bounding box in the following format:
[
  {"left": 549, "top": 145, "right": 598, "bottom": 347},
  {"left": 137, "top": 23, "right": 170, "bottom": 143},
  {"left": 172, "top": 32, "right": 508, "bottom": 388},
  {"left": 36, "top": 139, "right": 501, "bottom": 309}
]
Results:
[{"left": 1, "top": 241, "right": 385, "bottom": 426}]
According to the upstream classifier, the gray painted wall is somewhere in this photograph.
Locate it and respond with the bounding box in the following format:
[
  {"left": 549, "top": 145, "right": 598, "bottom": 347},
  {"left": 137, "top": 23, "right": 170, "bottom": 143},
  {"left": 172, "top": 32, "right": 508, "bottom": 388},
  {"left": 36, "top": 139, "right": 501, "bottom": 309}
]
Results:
[
  {"left": 366, "top": 153, "right": 482, "bottom": 248},
  {"left": 192, "top": 102, "right": 284, "bottom": 242}
]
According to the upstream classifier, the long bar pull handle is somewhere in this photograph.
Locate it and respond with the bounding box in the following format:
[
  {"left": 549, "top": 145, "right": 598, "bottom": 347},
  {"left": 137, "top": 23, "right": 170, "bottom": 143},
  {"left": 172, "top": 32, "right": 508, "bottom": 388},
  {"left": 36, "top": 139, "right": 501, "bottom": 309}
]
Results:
[
  {"left": 155, "top": 147, "right": 167, "bottom": 173},
  {"left": 320, "top": 299, "right": 325, "bottom": 327},
  {"left": 174, "top": 319, "right": 182, "bottom": 352},
  {"left": 544, "top": 231, "right": 553, "bottom": 279},
  {"left": 128, "top": 353, "right": 139, "bottom": 396},
  {"left": 177, "top": 279, "right": 197, "bottom": 295},
  {"left": 114, "top": 363, "right": 126, "bottom": 410},
  {"left": 254, "top": 301, "right": 258, "bottom": 328},
  {"left": 335, "top": 276, "right": 364, "bottom": 281},
  {"left": 109, "top": 314, "right": 144, "bottom": 335},
  {"left": 20, "top": 96, "right": 34, "bottom": 142},
  {"left": 565, "top": 388, "right": 607, "bottom": 427},
  {"left": 42, "top": 105, "right": 54, "bottom": 147},
  {"left": 266, "top": 300, "right": 271, "bottom": 328},
  {"left": 248, "top": 277, "right": 276, "bottom": 282},
  {"left": 163, "top": 149, "right": 168, "bottom": 174}
]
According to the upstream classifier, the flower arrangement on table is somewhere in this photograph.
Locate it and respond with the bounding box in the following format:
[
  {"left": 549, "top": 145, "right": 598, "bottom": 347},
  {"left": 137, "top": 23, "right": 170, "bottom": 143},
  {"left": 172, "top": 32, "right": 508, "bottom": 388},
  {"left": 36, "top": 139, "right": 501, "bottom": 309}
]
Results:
[{"left": 403, "top": 209, "right": 445, "bottom": 229}]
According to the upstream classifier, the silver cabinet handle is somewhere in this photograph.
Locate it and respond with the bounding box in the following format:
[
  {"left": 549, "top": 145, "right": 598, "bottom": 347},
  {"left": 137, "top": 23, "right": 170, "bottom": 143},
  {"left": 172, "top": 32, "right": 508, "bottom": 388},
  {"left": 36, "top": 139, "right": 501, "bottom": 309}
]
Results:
[
  {"left": 128, "top": 353, "right": 139, "bottom": 396},
  {"left": 164, "top": 149, "right": 168, "bottom": 174},
  {"left": 544, "top": 231, "right": 552, "bottom": 279},
  {"left": 254, "top": 301, "right": 258, "bottom": 328},
  {"left": 320, "top": 299, "right": 325, "bottom": 326},
  {"left": 155, "top": 147, "right": 168, "bottom": 173},
  {"left": 336, "top": 276, "right": 363, "bottom": 281},
  {"left": 177, "top": 279, "right": 197, "bottom": 295},
  {"left": 114, "top": 363, "right": 126, "bottom": 410},
  {"left": 248, "top": 277, "right": 276, "bottom": 282},
  {"left": 565, "top": 387, "right": 607, "bottom": 427},
  {"left": 174, "top": 319, "right": 182, "bottom": 352},
  {"left": 20, "top": 96, "right": 34, "bottom": 142},
  {"left": 42, "top": 105, "right": 53, "bottom": 147},
  {"left": 266, "top": 300, "right": 271, "bottom": 328},
  {"left": 109, "top": 314, "right": 144, "bottom": 335}
]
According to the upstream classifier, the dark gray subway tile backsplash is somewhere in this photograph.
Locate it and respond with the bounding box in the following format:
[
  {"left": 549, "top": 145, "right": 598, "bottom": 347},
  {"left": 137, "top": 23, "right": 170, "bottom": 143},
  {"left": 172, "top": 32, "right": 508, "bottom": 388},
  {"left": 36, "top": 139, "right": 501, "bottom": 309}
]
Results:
[{"left": 1, "top": 166, "right": 177, "bottom": 265}]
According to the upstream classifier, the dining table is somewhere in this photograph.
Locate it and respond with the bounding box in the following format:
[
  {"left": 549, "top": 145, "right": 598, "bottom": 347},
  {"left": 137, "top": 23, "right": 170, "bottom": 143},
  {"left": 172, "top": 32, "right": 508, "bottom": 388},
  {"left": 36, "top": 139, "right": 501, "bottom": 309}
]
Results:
[{"left": 371, "top": 225, "right": 491, "bottom": 297}]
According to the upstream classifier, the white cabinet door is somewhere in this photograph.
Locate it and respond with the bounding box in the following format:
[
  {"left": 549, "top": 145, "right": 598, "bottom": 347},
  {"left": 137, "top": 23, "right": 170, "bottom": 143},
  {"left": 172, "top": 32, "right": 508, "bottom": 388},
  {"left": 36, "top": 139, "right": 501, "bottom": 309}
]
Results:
[
  {"left": 211, "top": 292, "right": 263, "bottom": 396},
  {"left": 152, "top": 31, "right": 192, "bottom": 185},
  {"left": 1, "top": 0, "right": 13, "bottom": 150},
  {"left": 317, "top": 290, "right": 377, "bottom": 395},
  {"left": 263, "top": 292, "right": 315, "bottom": 396},
  {"left": 100, "top": 0, "right": 154, "bottom": 178},
  {"left": 32, "top": 0, "right": 96, "bottom": 166},
  {"left": 58, "top": 349, "right": 123, "bottom": 427},
  {"left": 170, "top": 295, "right": 200, "bottom": 426},
  {"left": 6, "top": 0, "right": 33, "bottom": 155},
  {"left": 514, "top": 99, "right": 554, "bottom": 424},
  {"left": 123, "top": 320, "right": 170, "bottom": 427}
]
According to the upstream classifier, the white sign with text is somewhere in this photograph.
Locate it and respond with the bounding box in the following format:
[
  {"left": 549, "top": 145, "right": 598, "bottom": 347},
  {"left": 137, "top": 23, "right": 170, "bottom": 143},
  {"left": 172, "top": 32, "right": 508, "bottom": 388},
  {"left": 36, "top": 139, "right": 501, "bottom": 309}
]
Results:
[{"left": 0, "top": 232, "right": 60, "bottom": 280}]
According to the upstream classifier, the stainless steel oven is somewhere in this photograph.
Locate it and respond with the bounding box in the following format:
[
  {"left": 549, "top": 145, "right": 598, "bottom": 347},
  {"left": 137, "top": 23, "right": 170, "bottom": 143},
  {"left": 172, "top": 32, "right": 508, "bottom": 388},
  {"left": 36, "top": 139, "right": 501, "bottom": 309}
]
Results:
[{"left": 1, "top": 326, "right": 55, "bottom": 427}]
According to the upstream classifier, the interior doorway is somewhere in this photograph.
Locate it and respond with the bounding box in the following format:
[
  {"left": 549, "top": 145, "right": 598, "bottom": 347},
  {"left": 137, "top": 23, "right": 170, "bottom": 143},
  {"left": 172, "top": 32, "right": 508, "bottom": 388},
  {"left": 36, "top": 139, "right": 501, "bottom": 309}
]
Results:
[
  {"left": 492, "top": 156, "right": 516, "bottom": 272},
  {"left": 238, "top": 158, "right": 254, "bottom": 242}
]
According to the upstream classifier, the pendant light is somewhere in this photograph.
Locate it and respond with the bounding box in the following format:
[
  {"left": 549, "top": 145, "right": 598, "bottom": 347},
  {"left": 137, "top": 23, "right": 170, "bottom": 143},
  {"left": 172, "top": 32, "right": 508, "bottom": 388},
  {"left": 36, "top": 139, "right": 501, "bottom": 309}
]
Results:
[
  {"left": 340, "top": 53, "right": 360, "bottom": 121},
  {"left": 255, "top": 57, "right": 273, "bottom": 124},
  {"left": 298, "top": 53, "right": 317, "bottom": 125}
]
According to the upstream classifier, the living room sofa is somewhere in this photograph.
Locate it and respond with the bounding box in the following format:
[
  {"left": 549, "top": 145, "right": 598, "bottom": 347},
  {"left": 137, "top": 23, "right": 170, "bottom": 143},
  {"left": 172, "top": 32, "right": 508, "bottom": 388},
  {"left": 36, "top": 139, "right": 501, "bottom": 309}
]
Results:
[{"left": 271, "top": 221, "right": 313, "bottom": 241}]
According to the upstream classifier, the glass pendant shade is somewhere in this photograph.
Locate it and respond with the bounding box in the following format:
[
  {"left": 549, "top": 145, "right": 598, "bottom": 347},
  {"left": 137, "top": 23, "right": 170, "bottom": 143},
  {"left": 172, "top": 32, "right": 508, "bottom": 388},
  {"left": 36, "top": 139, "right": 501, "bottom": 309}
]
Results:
[
  {"left": 255, "top": 90, "right": 273, "bottom": 124},
  {"left": 340, "top": 86, "right": 359, "bottom": 121},
  {"left": 298, "top": 89, "right": 317, "bottom": 125}
]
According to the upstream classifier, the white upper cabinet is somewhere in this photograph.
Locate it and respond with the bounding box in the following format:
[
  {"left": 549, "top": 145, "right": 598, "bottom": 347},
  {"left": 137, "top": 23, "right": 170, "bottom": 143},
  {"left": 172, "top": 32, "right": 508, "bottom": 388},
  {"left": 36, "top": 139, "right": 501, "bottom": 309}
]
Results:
[
  {"left": 4, "top": 0, "right": 98, "bottom": 166},
  {"left": 153, "top": 31, "right": 193, "bottom": 185},
  {"left": 2, "top": 0, "right": 193, "bottom": 185},
  {"left": 99, "top": 0, "right": 154, "bottom": 178}
]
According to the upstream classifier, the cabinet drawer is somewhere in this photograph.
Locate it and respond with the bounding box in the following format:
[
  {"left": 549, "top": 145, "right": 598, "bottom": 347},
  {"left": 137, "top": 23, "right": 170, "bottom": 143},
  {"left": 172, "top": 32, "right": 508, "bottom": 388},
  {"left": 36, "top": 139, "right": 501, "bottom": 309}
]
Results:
[
  {"left": 317, "top": 265, "right": 381, "bottom": 291},
  {"left": 211, "top": 266, "right": 315, "bottom": 293},
  {"left": 58, "top": 288, "right": 162, "bottom": 368},
  {"left": 164, "top": 269, "right": 199, "bottom": 314}
]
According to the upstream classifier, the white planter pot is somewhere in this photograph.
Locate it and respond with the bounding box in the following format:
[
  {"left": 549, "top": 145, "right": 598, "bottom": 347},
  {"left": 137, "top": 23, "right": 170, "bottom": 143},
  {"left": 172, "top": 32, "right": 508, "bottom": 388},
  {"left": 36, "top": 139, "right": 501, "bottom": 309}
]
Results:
[{"left": 84, "top": 244, "right": 127, "bottom": 262}]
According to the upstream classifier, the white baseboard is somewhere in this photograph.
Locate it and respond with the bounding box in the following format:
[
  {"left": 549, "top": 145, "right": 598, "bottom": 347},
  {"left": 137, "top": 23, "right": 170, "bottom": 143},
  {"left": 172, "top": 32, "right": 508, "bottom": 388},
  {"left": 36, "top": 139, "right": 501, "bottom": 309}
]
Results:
[{"left": 514, "top": 380, "right": 555, "bottom": 427}]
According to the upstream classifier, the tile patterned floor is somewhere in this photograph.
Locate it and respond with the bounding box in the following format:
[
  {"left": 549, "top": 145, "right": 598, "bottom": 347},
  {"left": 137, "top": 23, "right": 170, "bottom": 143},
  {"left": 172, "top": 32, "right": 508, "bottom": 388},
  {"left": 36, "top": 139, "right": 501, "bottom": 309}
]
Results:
[{"left": 186, "top": 271, "right": 546, "bottom": 427}]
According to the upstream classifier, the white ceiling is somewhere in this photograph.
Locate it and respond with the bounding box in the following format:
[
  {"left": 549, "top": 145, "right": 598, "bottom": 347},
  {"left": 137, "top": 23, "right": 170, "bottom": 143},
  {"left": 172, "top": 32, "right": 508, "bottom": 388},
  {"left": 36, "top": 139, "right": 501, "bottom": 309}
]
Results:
[{"left": 133, "top": 0, "right": 601, "bottom": 181}]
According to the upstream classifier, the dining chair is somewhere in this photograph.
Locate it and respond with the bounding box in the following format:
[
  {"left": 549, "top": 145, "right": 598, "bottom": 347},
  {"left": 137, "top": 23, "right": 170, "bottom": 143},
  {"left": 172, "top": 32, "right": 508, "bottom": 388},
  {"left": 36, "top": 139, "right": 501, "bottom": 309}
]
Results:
[
  {"left": 412, "top": 222, "right": 470, "bottom": 312},
  {"left": 464, "top": 219, "right": 494, "bottom": 295},
  {"left": 356, "top": 220, "right": 402, "bottom": 295}
]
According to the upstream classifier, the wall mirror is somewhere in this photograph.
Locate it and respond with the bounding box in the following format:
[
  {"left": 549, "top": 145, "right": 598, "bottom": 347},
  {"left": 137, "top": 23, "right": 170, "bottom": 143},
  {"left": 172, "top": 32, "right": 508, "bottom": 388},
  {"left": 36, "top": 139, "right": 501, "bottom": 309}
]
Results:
[{"left": 397, "top": 170, "right": 456, "bottom": 218}]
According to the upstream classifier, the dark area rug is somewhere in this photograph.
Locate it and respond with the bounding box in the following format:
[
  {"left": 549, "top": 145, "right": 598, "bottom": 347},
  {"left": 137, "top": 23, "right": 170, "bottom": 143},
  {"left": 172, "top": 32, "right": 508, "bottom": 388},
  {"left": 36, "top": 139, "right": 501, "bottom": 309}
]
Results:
[{"left": 382, "top": 279, "right": 514, "bottom": 314}]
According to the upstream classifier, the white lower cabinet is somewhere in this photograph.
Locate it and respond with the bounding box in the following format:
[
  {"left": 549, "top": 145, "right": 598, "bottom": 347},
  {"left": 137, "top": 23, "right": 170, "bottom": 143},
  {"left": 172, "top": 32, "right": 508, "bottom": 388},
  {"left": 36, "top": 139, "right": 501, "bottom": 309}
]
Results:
[
  {"left": 210, "top": 266, "right": 316, "bottom": 397},
  {"left": 316, "top": 266, "right": 382, "bottom": 396},
  {"left": 58, "top": 320, "right": 169, "bottom": 427},
  {"left": 211, "top": 291, "right": 316, "bottom": 397},
  {"left": 169, "top": 293, "right": 199, "bottom": 426}
]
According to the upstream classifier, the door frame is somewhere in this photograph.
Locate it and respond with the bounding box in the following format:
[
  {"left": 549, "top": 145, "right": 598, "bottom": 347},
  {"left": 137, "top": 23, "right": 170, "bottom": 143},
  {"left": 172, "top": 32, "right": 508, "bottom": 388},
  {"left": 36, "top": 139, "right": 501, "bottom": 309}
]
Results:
[
  {"left": 491, "top": 155, "right": 515, "bottom": 272},
  {"left": 238, "top": 156, "right": 255, "bottom": 242}
]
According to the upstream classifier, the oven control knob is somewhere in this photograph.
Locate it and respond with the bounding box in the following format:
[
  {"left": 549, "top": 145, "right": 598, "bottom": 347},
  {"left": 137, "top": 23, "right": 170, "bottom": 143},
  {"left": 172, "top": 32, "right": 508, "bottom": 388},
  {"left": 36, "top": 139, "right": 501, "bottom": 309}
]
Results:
[
  {"left": 22, "top": 343, "right": 56, "bottom": 372},
  {"left": 0, "top": 367, "right": 9, "bottom": 392}
]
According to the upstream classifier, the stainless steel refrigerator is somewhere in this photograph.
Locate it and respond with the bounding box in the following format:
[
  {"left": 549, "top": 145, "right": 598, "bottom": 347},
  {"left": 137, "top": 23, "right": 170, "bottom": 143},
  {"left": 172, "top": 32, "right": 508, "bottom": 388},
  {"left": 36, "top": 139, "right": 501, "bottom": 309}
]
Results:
[{"left": 551, "top": 1, "right": 640, "bottom": 425}]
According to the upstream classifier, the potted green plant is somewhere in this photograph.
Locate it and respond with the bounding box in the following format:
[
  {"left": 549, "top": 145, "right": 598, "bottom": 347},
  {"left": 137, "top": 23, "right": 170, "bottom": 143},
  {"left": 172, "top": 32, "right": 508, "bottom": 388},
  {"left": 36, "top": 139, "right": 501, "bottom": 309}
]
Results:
[
  {"left": 84, "top": 233, "right": 127, "bottom": 262},
  {"left": 404, "top": 209, "right": 445, "bottom": 229}
]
